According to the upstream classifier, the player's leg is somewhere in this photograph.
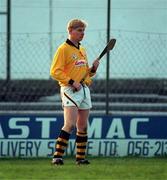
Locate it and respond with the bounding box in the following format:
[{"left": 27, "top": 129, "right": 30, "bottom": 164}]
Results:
[
  {"left": 76, "top": 109, "right": 90, "bottom": 165},
  {"left": 52, "top": 106, "right": 78, "bottom": 165}
]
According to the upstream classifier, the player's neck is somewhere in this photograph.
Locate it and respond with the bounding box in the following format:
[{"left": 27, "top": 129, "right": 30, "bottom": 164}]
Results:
[{"left": 69, "top": 38, "right": 79, "bottom": 47}]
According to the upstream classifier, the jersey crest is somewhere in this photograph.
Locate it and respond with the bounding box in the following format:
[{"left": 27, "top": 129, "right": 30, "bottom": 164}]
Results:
[{"left": 71, "top": 54, "right": 78, "bottom": 60}]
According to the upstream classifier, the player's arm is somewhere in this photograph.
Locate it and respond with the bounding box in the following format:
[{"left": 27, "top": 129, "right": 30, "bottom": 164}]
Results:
[
  {"left": 80, "top": 47, "right": 97, "bottom": 77},
  {"left": 88, "top": 58, "right": 100, "bottom": 77},
  {"left": 50, "top": 47, "right": 71, "bottom": 85},
  {"left": 50, "top": 47, "right": 81, "bottom": 90}
]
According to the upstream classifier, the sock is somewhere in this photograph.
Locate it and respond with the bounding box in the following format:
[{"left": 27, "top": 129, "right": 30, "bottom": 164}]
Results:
[
  {"left": 53, "top": 129, "right": 70, "bottom": 158},
  {"left": 76, "top": 131, "right": 88, "bottom": 161}
]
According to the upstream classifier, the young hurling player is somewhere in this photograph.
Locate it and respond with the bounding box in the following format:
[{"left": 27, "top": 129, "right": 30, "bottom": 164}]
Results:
[{"left": 50, "top": 19, "right": 99, "bottom": 165}]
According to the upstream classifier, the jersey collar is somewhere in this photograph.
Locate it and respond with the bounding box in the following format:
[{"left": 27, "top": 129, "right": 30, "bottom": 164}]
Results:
[{"left": 66, "top": 39, "right": 80, "bottom": 49}]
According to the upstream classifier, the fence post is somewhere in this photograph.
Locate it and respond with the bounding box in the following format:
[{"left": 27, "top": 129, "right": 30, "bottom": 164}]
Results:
[
  {"left": 7, "top": 0, "right": 11, "bottom": 81},
  {"left": 106, "top": 0, "right": 111, "bottom": 115}
]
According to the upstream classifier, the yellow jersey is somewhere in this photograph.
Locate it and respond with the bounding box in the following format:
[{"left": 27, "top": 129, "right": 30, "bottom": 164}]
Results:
[{"left": 50, "top": 39, "right": 96, "bottom": 87}]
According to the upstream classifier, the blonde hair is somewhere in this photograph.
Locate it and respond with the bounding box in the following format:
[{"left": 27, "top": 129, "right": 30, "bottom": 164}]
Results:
[{"left": 67, "top": 19, "right": 87, "bottom": 31}]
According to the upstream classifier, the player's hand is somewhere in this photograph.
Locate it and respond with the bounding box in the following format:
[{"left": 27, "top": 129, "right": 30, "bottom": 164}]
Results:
[
  {"left": 72, "top": 81, "right": 81, "bottom": 91},
  {"left": 92, "top": 58, "right": 100, "bottom": 72}
]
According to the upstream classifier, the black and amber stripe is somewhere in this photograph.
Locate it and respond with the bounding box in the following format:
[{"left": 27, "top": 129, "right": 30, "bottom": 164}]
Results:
[
  {"left": 64, "top": 92, "right": 78, "bottom": 107},
  {"left": 76, "top": 131, "right": 88, "bottom": 161},
  {"left": 53, "top": 130, "right": 70, "bottom": 158}
]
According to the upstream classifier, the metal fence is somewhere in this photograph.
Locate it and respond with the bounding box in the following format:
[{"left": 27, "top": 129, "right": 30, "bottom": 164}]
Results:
[
  {"left": 1, "top": 30, "right": 167, "bottom": 79},
  {"left": 0, "top": 30, "right": 167, "bottom": 115}
]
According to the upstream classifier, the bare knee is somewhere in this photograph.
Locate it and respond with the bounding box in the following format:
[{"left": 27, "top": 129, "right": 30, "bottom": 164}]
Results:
[
  {"left": 77, "top": 126, "right": 87, "bottom": 133},
  {"left": 62, "top": 124, "right": 75, "bottom": 133}
]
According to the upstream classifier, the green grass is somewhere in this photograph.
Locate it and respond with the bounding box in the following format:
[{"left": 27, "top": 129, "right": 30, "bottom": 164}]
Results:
[{"left": 0, "top": 157, "right": 167, "bottom": 180}]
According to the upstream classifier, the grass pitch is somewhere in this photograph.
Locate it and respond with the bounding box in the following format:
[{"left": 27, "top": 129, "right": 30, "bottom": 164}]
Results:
[{"left": 0, "top": 157, "right": 167, "bottom": 180}]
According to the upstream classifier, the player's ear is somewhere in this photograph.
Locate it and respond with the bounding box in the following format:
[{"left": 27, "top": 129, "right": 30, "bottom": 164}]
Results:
[{"left": 68, "top": 27, "right": 73, "bottom": 34}]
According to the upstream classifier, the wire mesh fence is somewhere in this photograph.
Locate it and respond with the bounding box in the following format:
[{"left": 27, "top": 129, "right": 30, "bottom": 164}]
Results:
[{"left": 0, "top": 30, "right": 167, "bottom": 114}]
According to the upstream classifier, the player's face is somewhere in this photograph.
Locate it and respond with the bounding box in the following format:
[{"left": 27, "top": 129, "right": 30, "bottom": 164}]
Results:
[{"left": 70, "top": 27, "right": 85, "bottom": 42}]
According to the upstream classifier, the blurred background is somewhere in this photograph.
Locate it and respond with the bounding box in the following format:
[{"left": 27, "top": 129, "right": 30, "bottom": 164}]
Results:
[{"left": 0, "top": 0, "right": 167, "bottom": 115}]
